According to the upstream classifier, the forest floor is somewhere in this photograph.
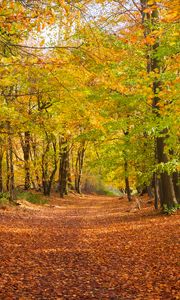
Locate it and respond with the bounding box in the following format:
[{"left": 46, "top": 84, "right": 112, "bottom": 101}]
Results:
[{"left": 0, "top": 194, "right": 179, "bottom": 300}]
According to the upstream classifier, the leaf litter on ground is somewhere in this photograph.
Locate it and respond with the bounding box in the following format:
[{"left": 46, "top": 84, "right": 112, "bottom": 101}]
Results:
[{"left": 0, "top": 194, "right": 179, "bottom": 300}]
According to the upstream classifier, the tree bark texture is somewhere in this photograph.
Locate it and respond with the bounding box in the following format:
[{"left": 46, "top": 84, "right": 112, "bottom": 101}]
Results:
[
  {"left": 59, "top": 139, "right": 69, "bottom": 198},
  {"left": 75, "top": 142, "right": 85, "bottom": 194},
  {"left": 140, "top": 0, "right": 177, "bottom": 208},
  {"left": 42, "top": 135, "right": 57, "bottom": 196},
  {"left": 7, "top": 122, "right": 15, "bottom": 202},
  {"left": 0, "top": 145, "right": 3, "bottom": 193},
  {"left": 124, "top": 160, "right": 132, "bottom": 202},
  {"left": 19, "top": 131, "right": 31, "bottom": 190}
]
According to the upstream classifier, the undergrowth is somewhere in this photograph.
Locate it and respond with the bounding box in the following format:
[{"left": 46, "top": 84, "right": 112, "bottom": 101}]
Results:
[
  {"left": 0, "top": 192, "right": 10, "bottom": 206},
  {"left": 17, "top": 191, "right": 48, "bottom": 205},
  {"left": 163, "top": 203, "right": 180, "bottom": 215}
]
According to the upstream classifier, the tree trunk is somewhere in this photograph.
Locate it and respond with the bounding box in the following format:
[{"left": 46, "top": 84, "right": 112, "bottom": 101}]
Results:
[
  {"left": 59, "top": 140, "right": 68, "bottom": 198},
  {"left": 46, "top": 141, "right": 57, "bottom": 196},
  {"left": 140, "top": 0, "right": 177, "bottom": 208},
  {"left": 123, "top": 130, "right": 131, "bottom": 201},
  {"left": 42, "top": 137, "right": 57, "bottom": 195},
  {"left": 31, "top": 139, "right": 41, "bottom": 191},
  {"left": 153, "top": 173, "right": 159, "bottom": 209},
  {"left": 75, "top": 142, "right": 85, "bottom": 194},
  {"left": 172, "top": 172, "right": 180, "bottom": 203},
  {"left": 7, "top": 122, "right": 15, "bottom": 202},
  {"left": 156, "top": 135, "right": 177, "bottom": 207},
  {"left": 42, "top": 139, "right": 50, "bottom": 196},
  {"left": 24, "top": 132, "right": 31, "bottom": 190},
  {"left": 67, "top": 152, "right": 73, "bottom": 191},
  {"left": 19, "top": 132, "right": 31, "bottom": 190},
  {"left": 124, "top": 160, "right": 132, "bottom": 202},
  {"left": 6, "top": 150, "right": 10, "bottom": 192},
  {"left": 139, "top": 185, "right": 154, "bottom": 198},
  {"left": 0, "top": 146, "right": 3, "bottom": 193}
]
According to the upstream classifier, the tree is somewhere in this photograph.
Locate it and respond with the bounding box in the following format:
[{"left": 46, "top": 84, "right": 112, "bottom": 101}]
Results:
[
  {"left": 140, "top": 0, "right": 178, "bottom": 208},
  {"left": 0, "top": 0, "right": 178, "bottom": 209}
]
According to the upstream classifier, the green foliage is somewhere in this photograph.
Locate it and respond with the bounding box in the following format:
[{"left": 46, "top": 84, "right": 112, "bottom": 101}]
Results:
[
  {"left": 162, "top": 203, "right": 180, "bottom": 215},
  {"left": 0, "top": 192, "right": 10, "bottom": 206},
  {"left": 0, "top": 0, "right": 179, "bottom": 205},
  {"left": 0, "top": 192, "right": 10, "bottom": 199},
  {"left": 156, "top": 160, "right": 179, "bottom": 175},
  {"left": 97, "top": 188, "right": 119, "bottom": 197},
  {"left": 17, "top": 191, "right": 48, "bottom": 205}
]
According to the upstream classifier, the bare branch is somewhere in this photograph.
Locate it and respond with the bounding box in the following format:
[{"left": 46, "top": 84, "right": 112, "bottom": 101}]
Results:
[{"left": 6, "top": 42, "right": 84, "bottom": 50}]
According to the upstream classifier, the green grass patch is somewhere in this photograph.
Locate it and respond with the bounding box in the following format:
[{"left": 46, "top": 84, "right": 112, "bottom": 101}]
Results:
[
  {"left": 163, "top": 203, "right": 180, "bottom": 215},
  {"left": 101, "top": 189, "right": 117, "bottom": 196},
  {"left": 96, "top": 187, "right": 119, "bottom": 196},
  {"left": 16, "top": 191, "right": 48, "bottom": 205},
  {"left": 0, "top": 192, "right": 10, "bottom": 206}
]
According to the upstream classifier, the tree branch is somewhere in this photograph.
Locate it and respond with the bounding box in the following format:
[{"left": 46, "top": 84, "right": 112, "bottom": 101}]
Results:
[{"left": 6, "top": 42, "right": 84, "bottom": 50}]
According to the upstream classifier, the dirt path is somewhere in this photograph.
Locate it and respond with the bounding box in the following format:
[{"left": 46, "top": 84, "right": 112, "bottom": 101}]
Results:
[{"left": 0, "top": 195, "right": 179, "bottom": 300}]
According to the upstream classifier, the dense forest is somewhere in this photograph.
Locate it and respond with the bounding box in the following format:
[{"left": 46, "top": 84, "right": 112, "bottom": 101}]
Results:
[
  {"left": 0, "top": 0, "right": 179, "bottom": 211},
  {"left": 0, "top": 2, "right": 180, "bottom": 299}
]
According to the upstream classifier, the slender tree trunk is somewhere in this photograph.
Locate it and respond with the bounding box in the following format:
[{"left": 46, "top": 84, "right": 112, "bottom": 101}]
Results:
[
  {"left": 9, "top": 137, "right": 15, "bottom": 202},
  {"left": 31, "top": 139, "right": 41, "bottom": 191},
  {"left": 123, "top": 130, "right": 132, "bottom": 201},
  {"left": 7, "top": 122, "right": 15, "bottom": 202},
  {"left": 59, "top": 157, "right": 67, "bottom": 197},
  {"left": 153, "top": 141, "right": 159, "bottom": 209},
  {"left": 24, "top": 131, "right": 31, "bottom": 190},
  {"left": 0, "top": 146, "right": 3, "bottom": 193},
  {"left": 146, "top": 183, "right": 154, "bottom": 198},
  {"left": 19, "top": 132, "right": 31, "bottom": 190},
  {"left": 124, "top": 160, "right": 132, "bottom": 202},
  {"left": 59, "top": 140, "right": 68, "bottom": 198},
  {"left": 6, "top": 150, "right": 10, "bottom": 192},
  {"left": 153, "top": 173, "right": 159, "bottom": 209},
  {"left": 46, "top": 141, "right": 57, "bottom": 196},
  {"left": 42, "top": 140, "right": 50, "bottom": 196},
  {"left": 46, "top": 167, "right": 57, "bottom": 196},
  {"left": 67, "top": 152, "right": 73, "bottom": 191},
  {"left": 75, "top": 142, "right": 85, "bottom": 194}
]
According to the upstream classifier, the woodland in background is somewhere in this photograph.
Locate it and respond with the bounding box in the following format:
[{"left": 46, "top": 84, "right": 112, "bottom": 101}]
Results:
[{"left": 0, "top": 0, "right": 179, "bottom": 210}]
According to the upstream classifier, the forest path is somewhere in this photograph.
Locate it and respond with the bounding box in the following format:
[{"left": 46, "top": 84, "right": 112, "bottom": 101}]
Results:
[{"left": 0, "top": 194, "right": 179, "bottom": 300}]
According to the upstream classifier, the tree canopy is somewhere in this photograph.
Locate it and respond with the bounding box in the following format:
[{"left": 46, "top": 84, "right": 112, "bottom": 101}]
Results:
[{"left": 0, "top": 0, "right": 179, "bottom": 210}]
